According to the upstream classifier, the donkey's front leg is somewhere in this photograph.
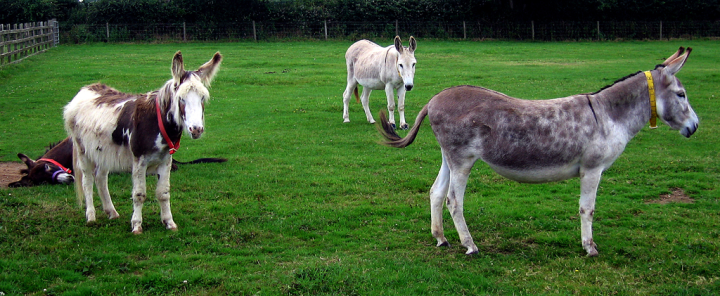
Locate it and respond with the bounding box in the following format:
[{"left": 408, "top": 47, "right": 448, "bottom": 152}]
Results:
[
  {"left": 130, "top": 159, "right": 149, "bottom": 234},
  {"left": 396, "top": 86, "right": 408, "bottom": 130},
  {"left": 156, "top": 157, "right": 177, "bottom": 231},
  {"left": 384, "top": 84, "right": 397, "bottom": 129},
  {"left": 579, "top": 168, "right": 603, "bottom": 256}
]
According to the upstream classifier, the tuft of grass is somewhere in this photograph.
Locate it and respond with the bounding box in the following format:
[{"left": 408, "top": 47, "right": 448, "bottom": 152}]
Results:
[{"left": 1, "top": 40, "right": 719, "bottom": 294}]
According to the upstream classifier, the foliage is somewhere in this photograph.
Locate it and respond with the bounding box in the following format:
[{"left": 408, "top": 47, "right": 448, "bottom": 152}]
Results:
[
  {"left": 0, "top": 41, "right": 719, "bottom": 294},
  {"left": 2, "top": 0, "right": 720, "bottom": 25}
]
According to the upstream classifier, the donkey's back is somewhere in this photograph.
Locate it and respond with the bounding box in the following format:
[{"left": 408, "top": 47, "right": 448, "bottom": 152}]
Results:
[
  {"left": 427, "top": 85, "right": 604, "bottom": 183},
  {"left": 64, "top": 83, "right": 142, "bottom": 172}
]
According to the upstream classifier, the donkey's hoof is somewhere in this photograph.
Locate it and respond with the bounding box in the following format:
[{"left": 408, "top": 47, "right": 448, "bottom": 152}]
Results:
[
  {"left": 106, "top": 210, "right": 120, "bottom": 220},
  {"left": 584, "top": 241, "right": 599, "bottom": 257},
  {"left": 389, "top": 122, "right": 396, "bottom": 130},
  {"left": 86, "top": 219, "right": 97, "bottom": 226},
  {"left": 399, "top": 123, "right": 409, "bottom": 130},
  {"left": 164, "top": 220, "right": 178, "bottom": 231},
  {"left": 343, "top": 119, "right": 350, "bottom": 123},
  {"left": 465, "top": 245, "right": 479, "bottom": 255},
  {"left": 437, "top": 241, "right": 450, "bottom": 248},
  {"left": 586, "top": 247, "right": 599, "bottom": 257},
  {"left": 131, "top": 221, "right": 143, "bottom": 234}
]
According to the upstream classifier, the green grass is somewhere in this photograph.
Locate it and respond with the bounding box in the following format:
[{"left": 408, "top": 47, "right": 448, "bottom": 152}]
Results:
[{"left": 1, "top": 40, "right": 719, "bottom": 295}]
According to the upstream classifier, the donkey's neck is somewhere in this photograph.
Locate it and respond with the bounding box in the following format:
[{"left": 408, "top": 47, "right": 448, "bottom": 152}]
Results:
[
  {"left": 591, "top": 73, "right": 651, "bottom": 138},
  {"left": 153, "top": 93, "right": 183, "bottom": 142}
]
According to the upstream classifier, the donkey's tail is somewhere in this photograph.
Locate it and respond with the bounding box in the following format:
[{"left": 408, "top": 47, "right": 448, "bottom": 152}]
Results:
[
  {"left": 71, "top": 139, "right": 84, "bottom": 208},
  {"left": 377, "top": 104, "right": 429, "bottom": 148},
  {"left": 172, "top": 158, "right": 228, "bottom": 165},
  {"left": 354, "top": 86, "right": 360, "bottom": 104}
]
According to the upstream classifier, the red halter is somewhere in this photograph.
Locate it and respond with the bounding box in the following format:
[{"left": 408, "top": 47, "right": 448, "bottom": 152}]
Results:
[
  {"left": 38, "top": 158, "right": 71, "bottom": 174},
  {"left": 155, "top": 98, "right": 181, "bottom": 154}
]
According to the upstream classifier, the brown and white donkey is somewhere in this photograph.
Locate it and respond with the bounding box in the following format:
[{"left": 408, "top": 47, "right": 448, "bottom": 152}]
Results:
[{"left": 64, "top": 51, "right": 222, "bottom": 234}]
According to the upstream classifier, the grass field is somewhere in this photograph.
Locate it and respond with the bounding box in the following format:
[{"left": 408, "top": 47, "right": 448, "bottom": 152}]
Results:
[{"left": 0, "top": 40, "right": 719, "bottom": 295}]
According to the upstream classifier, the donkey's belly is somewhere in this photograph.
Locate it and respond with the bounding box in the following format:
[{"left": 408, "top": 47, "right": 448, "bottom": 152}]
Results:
[{"left": 487, "top": 162, "right": 581, "bottom": 183}]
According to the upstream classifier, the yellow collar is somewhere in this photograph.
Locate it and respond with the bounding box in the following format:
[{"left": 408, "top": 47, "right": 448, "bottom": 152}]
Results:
[{"left": 644, "top": 71, "right": 658, "bottom": 129}]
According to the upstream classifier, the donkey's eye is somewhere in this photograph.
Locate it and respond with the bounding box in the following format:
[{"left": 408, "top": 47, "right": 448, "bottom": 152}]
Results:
[
  {"left": 399, "top": 64, "right": 404, "bottom": 70},
  {"left": 412, "top": 63, "right": 416, "bottom": 68},
  {"left": 678, "top": 92, "right": 686, "bottom": 98}
]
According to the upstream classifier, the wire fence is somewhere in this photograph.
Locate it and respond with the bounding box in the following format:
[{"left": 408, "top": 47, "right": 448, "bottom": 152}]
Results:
[{"left": 61, "top": 20, "right": 720, "bottom": 43}]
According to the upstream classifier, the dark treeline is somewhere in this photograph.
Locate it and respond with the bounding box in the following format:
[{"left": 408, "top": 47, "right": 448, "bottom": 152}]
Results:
[{"left": 2, "top": 0, "right": 719, "bottom": 25}]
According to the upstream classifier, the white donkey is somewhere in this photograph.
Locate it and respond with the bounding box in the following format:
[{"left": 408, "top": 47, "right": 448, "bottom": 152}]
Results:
[
  {"left": 343, "top": 36, "right": 417, "bottom": 129},
  {"left": 64, "top": 51, "right": 222, "bottom": 234}
]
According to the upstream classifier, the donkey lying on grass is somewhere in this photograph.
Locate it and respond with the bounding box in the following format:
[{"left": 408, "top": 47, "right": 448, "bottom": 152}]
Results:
[
  {"left": 9, "top": 137, "right": 226, "bottom": 187},
  {"left": 379, "top": 47, "right": 698, "bottom": 256},
  {"left": 64, "top": 51, "right": 222, "bottom": 234},
  {"left": 343, "top": 36, "right": 417, "bottom": 129}
]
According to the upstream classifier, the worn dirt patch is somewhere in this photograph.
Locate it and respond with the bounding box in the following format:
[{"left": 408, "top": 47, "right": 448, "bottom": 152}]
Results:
[
  {"left": 645, "top": 188, "right": 695, "bottom": 204},
  {"left": 0, "top": 162, "right": 25, "bottom": 188}
]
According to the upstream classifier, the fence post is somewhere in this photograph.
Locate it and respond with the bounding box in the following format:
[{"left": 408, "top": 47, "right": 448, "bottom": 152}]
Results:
[
  {"left": 106, "top": 22, "right": 110, "bottom": 42},
  {"left": 13, "top": 24, "right": 18, "bottom": 62},
  {"left": 0, "top": 24, "right": 4, "bottom": 66},
  {"left": 53, "top": 19, "right": 59, "bottom": 46},
  {"left": 183, "top": 22, "right": 186, "bottom": 41},
  {"left": 531, "top": 21, "right": 535, "bottom": 40},
  {"left": 597, "top": 21, "right": 600, "bottom": 40},
  {"left": 659, "top": 21, "right": 662, "bottom": 40},
  {"left": 463, "top": 21, "right": 466, "bottom": 39},
  {"left": 395, "top": 20, "right": 398, "bottom": 36},
  {"left": 252, "top": 21, "right": 257, "bottom": 42},
  {"left": 324, "top": 20, "right": 328, "bottom": 40}
]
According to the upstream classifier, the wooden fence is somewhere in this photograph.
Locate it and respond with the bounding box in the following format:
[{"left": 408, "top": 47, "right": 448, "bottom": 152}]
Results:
[{"left": 0, "top": 19, "right": 59, "bottom": 67}]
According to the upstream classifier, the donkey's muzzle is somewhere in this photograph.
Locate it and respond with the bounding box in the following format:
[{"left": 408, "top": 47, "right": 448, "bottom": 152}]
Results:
[
  {"left": 681, "top": 122, "right": 698, "bottom": 138},
  {"left": 189, "top": 126, "right": 204, "bottom": 139},
  {"left": 405, "top": 84, "right": 414, "bottom": 91}
]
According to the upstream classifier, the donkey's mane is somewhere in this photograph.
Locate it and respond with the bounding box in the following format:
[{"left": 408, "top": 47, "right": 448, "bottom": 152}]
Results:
[
  {"left": 589, "top": 71, "right": 643, "bottom": 95},
  {"left": 45, "top": 141, "right": 62, "bottom": 153}
]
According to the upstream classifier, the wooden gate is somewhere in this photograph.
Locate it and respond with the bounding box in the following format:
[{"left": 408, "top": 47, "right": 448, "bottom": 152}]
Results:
[{"left": 1, "top": 19, "right": 58, "bottom": 67}]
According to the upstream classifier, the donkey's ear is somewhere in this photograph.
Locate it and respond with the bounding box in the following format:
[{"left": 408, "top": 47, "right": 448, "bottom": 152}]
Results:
[
  {"left": 17, "top": 153, "right": 35, "bottom": 169},
  {"left": 662, "top": 47, "right": 684, "bottom": 65},
  {"left": 408, "top": 36, "right": 417, "bottom": 53},
  {"left": 197, "top": 52, "right": 223, "bottom": 87},
  {"left": 662, "top": 47, "right": 691, "bottom": 76},
  {"left": 171, "top": 51, "right": 185, "bottom": 86},
  {"left": 394, "top": 36, "right": 403, "bottom": 53}
]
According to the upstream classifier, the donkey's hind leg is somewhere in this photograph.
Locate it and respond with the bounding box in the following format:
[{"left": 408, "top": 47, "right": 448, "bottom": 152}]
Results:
[
  {"left": 445, "top": 154, "right": 480, "bottom": 255},
  {"left": 342, "top": 79, "right": 357, "bottom": 123},
  {"left": 76, "top": 157, "right": 97, "bottom": 224},
  {"left": 430, "top": 150, "right": 451, "bottom": 248},
  {"left": 360, "top": 87, "right": 375, "bottom": 124},
  {"left": 95, "top": 168, "right": 120, "bottom": 219},
  {"left": 156, "top": 157, "right": 177, "bottom": 231}
]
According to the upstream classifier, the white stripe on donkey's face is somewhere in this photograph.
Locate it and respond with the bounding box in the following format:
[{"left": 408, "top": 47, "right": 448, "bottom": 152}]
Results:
[
  {"left": 378, "top": 47, "right": 697, "bottom": 256},
  {"left": 64, "top": 51, "right": 222, "bottom": 234}
]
